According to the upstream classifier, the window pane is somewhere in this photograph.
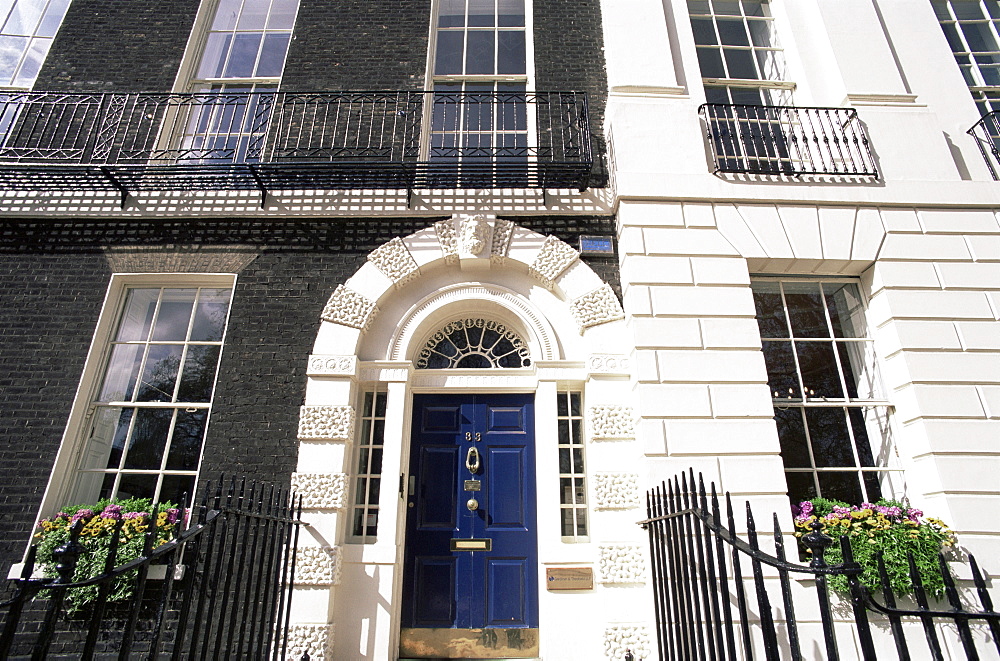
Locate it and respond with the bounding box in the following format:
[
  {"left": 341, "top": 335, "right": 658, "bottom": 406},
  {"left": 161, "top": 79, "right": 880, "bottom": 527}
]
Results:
[
  {"left": 136, "top": 344, "right": 183, "bottom": 402},
  {"left": 98, "top": 344, "right": 143, "bottom": 402},
  {"left": 498, "top": 0, "right": 524, "bottom": 26},
  {"left": 116, "top": 473, "right": 159, "bottom": 501},
  {"left": 774, "top": 407, "right": 810, "bottom": 468},
  {"left": 435, "top": 31, "right": 464, "bottom": 75},
  {"left": 796, "top": 341, "right": 845, "bottom": 399},
  {"left": 236, "top": 0, "right": 269, "bottom": 30},
  {"left": 824, "top": 282, "right": 865, "bottom": 338},
  {"left": 716, "top": 18, "right": 749, "bottom": 46},
  {"left": 724, "top": 47, "right": 758, "bottom": 79},
  {"left": 817, "top": 471, "right": 862, "bottom": 504},
  {"left": 83, "top": 406, "right": 133, "bottom": 471},
  {"left": 439, "top": 0, "right": 465, "bottom": 27},
  {"left": 468, "top": 0, "right": 494, "bottom": 27},
  {"left": 0, "top": 35, "right": 27, "bottom": 82},
  {"left": 696, "top": 47, "right": 726, "bottom": 78},
  {"left": 116, "top": 289, "right": 159, "bottom": 342},
  {"left": 177, "top": 345, "right": 221, "bottom": 402},
  {"left": 267, "top": 0, "right": 299, "bottom": 29},
  {"left": 256, "top": 32, "right": 290, "bottom": 76},
  {"left": 805, "top": 408, "right": 855, "bottom": 468},
  {"left": 714, "top": 1, "right": 742, "bottom": 16},
  {"left": 224, "top": 32, "right": 262, "bottom": 78},
  {"left": 465, "top": 30, "right": 494, "bottom": 74},
  {"left": 752, "top": 282, "right": 787, "bottom": 337},
  {"left": 160, "top": 474, "right": 196, "bottom": 506},
  {"left": 13, "top": 36, "right": 47, "bottom": 85},
  {"left": 211, "top": 0, "right": 242, "bottom": 30},
  {"left": 190, "top": 288, "right": 231, "bottom": 341},
  {"left": 151, "top": 289, "right": 196, "bottom": 341},
  {"left": 123, "top": 408, "right": 173, "bottom": 470},
  {"left": 691, "top": 17, "right": 717, "bottom": 45},
  {"left": 784, "top": 471, "right": 817, "bottom": 503},
  {"left": 38, "top": 0, "right": 71, "bottom": 37},
  {"left": 165, "top": 409, "right": 208, "bottom": 470},
  {"left": 557, "top": 392, "right": 568, "bottom": 416},
  {"left": 197, "top": 33, "right": 232, "bottom": 78},
  {"left": 497, "top": 30, "right": 524, "bottom": 74},
  {"left": 569, "top": 392, "right": 581, "bottom": 416},
  {"left": 3, "top": 0, "right": 44, "bottom": 35},
  {"left": 374, "top": 392, "right": 387, "bottom": 417},
  {"left": 762, "top": 340, "right": 800, "bottom": 399},
  {"left": 848, "top": 408, "right": 878, "bottom": 468},
  {"left": 783, "top": 283, "right": 828, "bottom": 337},
  {"left": 748, "top": 18, "right": 773, "bottom": 47}
]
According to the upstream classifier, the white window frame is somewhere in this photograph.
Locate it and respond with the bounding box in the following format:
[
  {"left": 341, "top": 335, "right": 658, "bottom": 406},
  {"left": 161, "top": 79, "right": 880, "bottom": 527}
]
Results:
[
  {"left": 557, "top": 389, "right": 589, "bottom": 542},
  {"left": 347, "top": 388, "right": 387, "bottom": 544},
  {"left": 751, "top": 276, "right": 904, "bottom": 505},
  {"left": 0, "top": 0, "right": 74, "bottom": 90},
  {"left": 34, "top": 273, "right": 236, "bottom": 524}
]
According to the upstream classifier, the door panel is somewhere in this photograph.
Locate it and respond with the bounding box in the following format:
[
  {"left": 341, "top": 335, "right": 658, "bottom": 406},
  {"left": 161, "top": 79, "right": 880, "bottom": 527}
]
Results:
[{"left": 401, "top": 393, "right": 537, "bottom": 658}]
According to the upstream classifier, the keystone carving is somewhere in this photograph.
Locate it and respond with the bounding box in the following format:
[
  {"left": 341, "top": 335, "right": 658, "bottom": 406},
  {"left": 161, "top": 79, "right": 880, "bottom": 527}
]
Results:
[
  {"left": 490, "top": 219, "right": 515, "bottom": 263},
  {"left": 307, "top": 354, "right": 357, "bottom": 376}
]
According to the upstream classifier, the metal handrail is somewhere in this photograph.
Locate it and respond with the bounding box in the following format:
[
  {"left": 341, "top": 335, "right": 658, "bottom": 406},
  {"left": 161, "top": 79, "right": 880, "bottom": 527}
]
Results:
[{"left": 967, "top": 110, "right": 1000, "bottom": 180}]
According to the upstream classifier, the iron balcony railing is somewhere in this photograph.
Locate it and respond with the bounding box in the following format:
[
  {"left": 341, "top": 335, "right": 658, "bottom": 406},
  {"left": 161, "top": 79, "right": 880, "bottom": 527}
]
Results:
[
  {"left": 0, "top": 90, "right": 593, "bottom": 199},
  {"left": 967, "top": 111, "right": 1000, "bottom": 180},
  {"left": 699, "top": 103, "right": 878, "bottom": 178}
]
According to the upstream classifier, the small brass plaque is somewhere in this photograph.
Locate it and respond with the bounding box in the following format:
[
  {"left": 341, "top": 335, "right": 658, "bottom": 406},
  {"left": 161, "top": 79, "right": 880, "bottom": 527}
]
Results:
[
  {"left": 545, "top": 567, "right": 594, "bottom": 590},
  {"left": 450, "top": 538, "right": 492, "bottom": 552},
  {"left": 464, "top": 479, "right": 481, "bottom": 491}
]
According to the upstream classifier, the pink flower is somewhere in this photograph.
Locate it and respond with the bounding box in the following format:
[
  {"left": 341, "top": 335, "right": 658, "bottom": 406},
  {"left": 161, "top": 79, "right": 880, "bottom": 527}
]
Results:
[
  {"left": 123, "top": 511, "right": 145, "bottom": 520},
  {"left": 71, "top": 509, "right": 94, "bottom": 523},
  {"left": 100, "top": 504, "right": 123, "bottom": 520}
]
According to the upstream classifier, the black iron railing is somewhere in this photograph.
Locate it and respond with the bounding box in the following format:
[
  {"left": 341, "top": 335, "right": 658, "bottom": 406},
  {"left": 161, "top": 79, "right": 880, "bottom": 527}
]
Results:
[
  {"left": 0, "top": 477, "right": 303, "bottom": 659},
  {"left": 967, "top": 111, "right": 1000, "bottom": 180},
  {"left": 699, "top": 104, "right": 878, "bottom": 177},
  {"left": 0, "top": 90, "right": 593, "bottom": 199},
  {"left": 640, "top": 470, "right": 1000, "bottom": 661}
]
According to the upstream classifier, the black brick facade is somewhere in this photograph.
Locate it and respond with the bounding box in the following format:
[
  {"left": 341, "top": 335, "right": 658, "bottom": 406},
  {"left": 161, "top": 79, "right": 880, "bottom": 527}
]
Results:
[{"left": 0, "top": 216, "right": 618, "bottom": 580}]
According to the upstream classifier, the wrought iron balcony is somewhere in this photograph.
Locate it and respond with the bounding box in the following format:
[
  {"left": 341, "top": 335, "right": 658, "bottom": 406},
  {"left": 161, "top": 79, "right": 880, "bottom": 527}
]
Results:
[
  {"left": 699, "top": 104, "right": 878, "bottom": 178},
  {"left": 967, "top": 111, "right": 1000, "bottom": 180},
  {"left": 0, "top": 90, "right": 594, "bottom": 201}
]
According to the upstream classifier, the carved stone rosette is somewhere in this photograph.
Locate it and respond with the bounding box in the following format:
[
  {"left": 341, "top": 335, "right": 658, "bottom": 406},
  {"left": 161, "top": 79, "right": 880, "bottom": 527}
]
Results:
[
  {"left": 290, "top": 473, "right": 347, "bottom": 510},
  {"left": 604, "top": 624, "right": 651, "bottom": 660},
  {"left": 588, "top": 405, "right": 636, "bottom": 440},
  {"left": 286, "top": 623, "right": 336, "bottom": 661},
  {"left": 297, "top": 405, "right": 355, "bottom": 441},
  {"left": 528, "top": 236, "right": 579, "bottom": 289},
  {"left": 306, "top": 354, "right": 357, "bottom": 377},
  {"left": 490, "top": 219, "right": 514, "bottom": 263},
  {"left": 320, "top": 285, "right": 378, "bottom": 331},
  {"left": 594, "top": 473, "right": 640, "bottom": 510},
  {"left": 570, "top": 284, "right": 625, "bottom": 333},
  {"left": 368, "top": 237, "right": 420, "bottom": 288},
  {"left": 294, "top": 546, "right": 342, "bottom": 586},
  {"left": 598, "top": 544, "right": 646, "bottom": 584}
]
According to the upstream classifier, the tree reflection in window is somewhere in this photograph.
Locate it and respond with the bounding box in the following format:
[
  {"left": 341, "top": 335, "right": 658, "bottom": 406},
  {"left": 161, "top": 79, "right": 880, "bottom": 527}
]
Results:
[{"left": 415, "top": 318, "right": 531, "bottom": 369}]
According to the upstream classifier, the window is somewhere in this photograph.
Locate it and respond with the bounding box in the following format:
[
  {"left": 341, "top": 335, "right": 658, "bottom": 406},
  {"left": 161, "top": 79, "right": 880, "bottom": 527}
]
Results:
[
  {"left": 349, "top": 390, "right": 386, "bottom": 543},
  {"left": 933, "top": 0, "right": 1000, "bottom": 114},
  {"left": 557, "top": 390, "right": 588, "bottom": 540},
  {"left": 177, "top": 0, "right": 300, "bottom": 162},
  {"left": 429, "top": 0, "right": 530, "bottom": 175},
  {"left": 67, "top": 285, "right": 233, "bottom": 507},
  {"left": 415, "top": 318, "right": 531, "bottom": 369},
  {"left": 751, "top": 278, "right": 899, "bottom": 505},
  {"left": 0, "top": 0, "right": 72, "bottom": 88},
  {"left": 688, "top": 0, "right": 790, "bottom": 105}
]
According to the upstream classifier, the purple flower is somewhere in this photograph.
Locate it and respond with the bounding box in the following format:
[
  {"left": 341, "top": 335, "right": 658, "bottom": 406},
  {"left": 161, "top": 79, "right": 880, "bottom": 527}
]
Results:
[
  {"left": 124, "top": 511, "right": 145, "bottom": 520},
  {"left": 165, "top": 508, "right": 180, "bottom": 525},
  {"left": 100, "top": 504, "right": 123, "bottom": 520},
  {"left": 71, "top": 509, "right": 94, "bottom": 523},
  {"left": 906, "top": 508, "right": 923, "bottom": 521}
]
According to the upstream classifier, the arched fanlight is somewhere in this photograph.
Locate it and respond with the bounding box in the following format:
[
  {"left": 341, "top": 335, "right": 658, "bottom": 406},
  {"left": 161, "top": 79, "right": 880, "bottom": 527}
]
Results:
[{"left": 415, "top": 318, "right": 531, "bottom": 369}]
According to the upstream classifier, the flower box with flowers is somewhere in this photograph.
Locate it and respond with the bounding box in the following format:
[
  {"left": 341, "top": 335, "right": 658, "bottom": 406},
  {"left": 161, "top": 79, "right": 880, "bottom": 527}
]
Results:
[
  {"left": 791, "top": 498, "right": 955, "bottom": 598},
  {"left": 32, "top": 498, "right": 183, "bottom": 612}
]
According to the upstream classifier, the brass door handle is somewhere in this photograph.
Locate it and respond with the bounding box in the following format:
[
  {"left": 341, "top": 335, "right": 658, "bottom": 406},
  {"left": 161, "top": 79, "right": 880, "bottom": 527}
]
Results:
[{"left": 465, "top": 446, "right": 480, "bottom": 474}]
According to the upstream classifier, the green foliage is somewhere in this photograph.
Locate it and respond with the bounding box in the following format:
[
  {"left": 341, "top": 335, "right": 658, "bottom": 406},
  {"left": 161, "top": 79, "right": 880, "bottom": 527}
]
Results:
[
  {"left": 33, "top": 498, "right": 181, "bottom": 613},
  {"left": 792, "top": 498, "right": 954, "bottom": 599}
]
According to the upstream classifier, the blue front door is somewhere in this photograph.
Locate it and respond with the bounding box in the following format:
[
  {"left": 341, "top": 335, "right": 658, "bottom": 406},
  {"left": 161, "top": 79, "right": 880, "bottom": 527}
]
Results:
[{"left": 400, "top": 393, "right": 538, "bottom": 658}]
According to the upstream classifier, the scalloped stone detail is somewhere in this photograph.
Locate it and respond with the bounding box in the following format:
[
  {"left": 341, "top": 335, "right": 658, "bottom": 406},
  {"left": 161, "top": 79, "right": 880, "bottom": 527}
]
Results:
[
  {"left": 594, "top": 473, "right": 640, "bottom": 510},
  {"left": 528, "top": 236, "right": 579, "bottom": 289},
  {"left": 295, "top": 546, "right": 342, "bottom": 586},
  {"left": 307, "top": 354, "right": 357, "bottom": 376},
  {"left": 298, "top": 406, "right": 355, "bottom": 441},
  {"left": 599, "top": 544, "right": 646, "bottom": 584},
  {"left": 604, "top": 624, "right": 651, "bottom": 660},
  {"left": 368, "top": 237, "right": 419, "bottom": 288},
  {"left": 290, "top": 473, "right": 347, "bottom": 510},
  {"left": 490, "top": 219, "right": 515, "bottom": 263},
  {"left": 588, "top": 353, "right": 631, "bottom": 375},
  {"left": 320, "top": 285, "right": 378, "bottom": 330},
  {"left": 286, "top": 623, "right": 335, "bottom": 661},
  {"left": 589, "top": 405, "right": 635, "bottom": 440},
  {"left": 570, "top": 284, "right": 625, "bottom": 333}
]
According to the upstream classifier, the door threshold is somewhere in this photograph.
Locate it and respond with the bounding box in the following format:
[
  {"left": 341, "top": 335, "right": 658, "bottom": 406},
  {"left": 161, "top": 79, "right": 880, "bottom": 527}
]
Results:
[{"left": 399, "top": 627, "right": 539, "bottom": 658}]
